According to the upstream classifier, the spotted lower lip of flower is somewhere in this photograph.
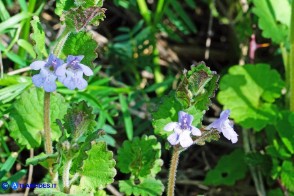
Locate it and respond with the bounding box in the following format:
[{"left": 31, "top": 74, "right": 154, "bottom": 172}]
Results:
[
  {"left": 164, "top": 111, "right": 201, "bottom": 148},
  {"left": 56, "top": 55, "right": 93, "bottom": 90},
  {"left": 205, "top": 110, "right": 238, "bottom": 143},
  {"left": 30, "top": 54, "right": 64, "bottom": 92}
]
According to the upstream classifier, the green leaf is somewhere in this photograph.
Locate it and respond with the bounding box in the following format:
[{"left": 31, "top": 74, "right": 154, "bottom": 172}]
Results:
[
  {"left": 252, "top": 0, "right": 288, "bottom": 43},
  {"left": 60, "top": 31, "right": 98, "bottom": 67},
  {"left": 26, "top": 153, "right": 58, "bottom": 166},
  {"left": 6, "top": 169, "right": 27, "bottom": 183},
  {"left": 152, "top": 92, "right": 182, "bottom": 137},
  {"left": 268, "top": 189, "right": 284, "bottom": 196},
  {"left": 0, "top": 152, "right": 18, "bottom": 179},
  {"left": 63, "top": 101, "right": 96, "bottom": 142},
  {"left": 75, "top": 0, "right": 103, "bottom": 8},
  {"left": 119, "top": 94, "right": 133, "bottom": 140},
  {"left": 119, "top": 178, "right": 164, "bottom": 196},
  {"left": 204, "top": 149, "right": 248, "bottom": 186},
  {"left": 34, "top": 187, "right": 67, "bottom": 196},
  {"left": 79, "top": 142, "right": 116, "bottom": 190},
  {"left": 0, "top": 12, "right": 31, "bottom": 33},
  {"left": 275, "top": 111, "right": 294, "bottom": 154},
  {"left": 217, "top": 64, "right": 284, "bottom": 131},
  {"left": 55, "top": 0, "right": 75, "bottom": 16},
  {"left": 8, "top": 87, "right": 68, "bottom": 149},
  {"left": 30, "top": 16, "right": 48, "bottom": 59},
  {"left": 63, "top": 6, "right": 106, "bottom": 32},
  {"left": 245, "top": 152, "right": 272, "bottom": 175},
  {"left": 17, "top": 39, "right": 36, "bottom": 59},
  {"left": 70, "top": 130, "right": 102, "bottom": 174},
  {"left": 281, "top": 161, "right": 294, "bottom": 192},
  {"left": 117, "top": 135, "right": 162, "bottom": 178}
]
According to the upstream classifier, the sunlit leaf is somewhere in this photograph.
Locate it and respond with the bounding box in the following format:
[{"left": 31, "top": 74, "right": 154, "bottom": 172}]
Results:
[
  {"left": 218, "top": 64, "right": 284, "bottom": 131},
  {"left": 8, "top": 87, "right": 68, "bottom": 149}
]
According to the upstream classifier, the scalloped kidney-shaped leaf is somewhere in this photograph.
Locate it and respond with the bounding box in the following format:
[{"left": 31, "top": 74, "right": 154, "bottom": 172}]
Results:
[
  {"left": 60, "top": 31, "right": 98, "bottom": 67},
  {"left": 204, "top": 149, "right": 248, "bottom": 186},
  {"left": 252, "top": 0, "right": 288, "bottom": 44},
  {"left": 217, "top": 64, "right": 284, "bottom": 131},
  {"left": 79, "top": 142, "right": 116, "bottom": 190},
  {"left": 117, "top": 135, "right": 162, "bottom": 178},
  {"left": 8, "top": 87, "right": 68, "bottom": 149},
  {"left": 119, "top": 178, "right": 164, "bottom": 196}
]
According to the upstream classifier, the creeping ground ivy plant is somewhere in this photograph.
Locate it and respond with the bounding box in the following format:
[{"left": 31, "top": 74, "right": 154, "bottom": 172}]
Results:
[{"left": 4, "top": 1, "right": 239, "bottom": 196}]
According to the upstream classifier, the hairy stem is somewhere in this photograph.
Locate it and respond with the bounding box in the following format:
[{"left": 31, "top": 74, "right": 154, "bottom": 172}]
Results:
[
  {"left": 53, "top": 27, "right": 71, "bottom": 57},
  {"left": 63, "top": 158, "right": 72, "bottom": 193},
  {"left": 167, "top": 147, "right": 180, "bottom": 196},
  {"left": 44, "top": 92, "right": 53, "bottom": 175}
]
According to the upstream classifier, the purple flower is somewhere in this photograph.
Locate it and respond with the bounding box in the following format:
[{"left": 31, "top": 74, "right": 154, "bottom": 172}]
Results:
[
  {"left": 205, "top": 110, "right": 238, "bottom": 143},
  {"left": 164, "top": 111, "right": 201, "bottom": 148},
  {"left": 56, "top": 55, "right": 93, "bottom": 90},
  {"left": 30, "top": 54, "right": 63, "bottom": 92}
]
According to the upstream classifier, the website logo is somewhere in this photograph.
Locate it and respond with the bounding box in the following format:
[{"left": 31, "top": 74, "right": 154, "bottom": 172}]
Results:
[{"left": 1, "top": 182, "right": 9, "bottom": 190}]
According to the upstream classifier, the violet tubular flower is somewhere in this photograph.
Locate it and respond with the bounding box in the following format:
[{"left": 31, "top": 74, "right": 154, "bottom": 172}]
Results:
[
  {"left": 30, "top": 54, "right": 63, "bottom": 92},
  {"left": 164, "top": 111, "right": 201, "bottom": 148},
  {"left": 205, "top": 110, "right": 238, "bottom": 143},
  {"left": 56, "top": 55, "right": 93, "bottom": 90}
]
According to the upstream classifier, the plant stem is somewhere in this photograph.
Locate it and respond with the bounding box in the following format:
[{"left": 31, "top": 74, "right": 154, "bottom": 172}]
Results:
[
  {"left": 44, "top": 92, "right": 53, "bottom": 175},
  {"left": 167, "top": 147, "right": 180, "bottom": 196},
  {"left": 242, "top": 128, "right": 265, "bottom": 196},
  {"left": 63, "top": 158, "right": 72, "bottom": 193},
  {"left": 290, "top": 0, "right": 294, "bottom": 111}
]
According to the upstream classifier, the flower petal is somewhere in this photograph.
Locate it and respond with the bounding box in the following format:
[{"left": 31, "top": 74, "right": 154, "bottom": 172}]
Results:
[
  {"left": 179, "top": 131, "right": 193, "bottom": 148},
  {"left": 32, "top": 74, "right": 44, "bottom": 87},
  {"left": 55, "top": 64, "right": 67, "bottom": 77},
  {"left": 63, "top": 76, "right": 75, "bottom": 90},
  {"left": 167, "top": 133, "right": 180, "bottom": 145},
  {"left": 186, "top": 113, "right": 194, "bottom": 126},
  {"left": 164, "top": 122, "right": 178, "bottom": 132},
  {"left": 43, "top": 74, "right": 57, "bottom": 92},
  {"left": 30, "top": 61, "right": 46, "bottom": 70},
  {"left": 220, "top": 110, "right": 230, "bottom": 119},
  {"left": 191, "top": 126, "right": 201, "bottom": 136},
  {"left": 75, "top": 77, "right": 88, "bottom": 90},
  {"left": 79, "top": 64, "right": 93, "bottom": 76},
  {"left": 178, "top": 111, "right": 185, "bottom": 122},
  {"left": 221, "top": 120, "right": 238, "bottom": 143}
]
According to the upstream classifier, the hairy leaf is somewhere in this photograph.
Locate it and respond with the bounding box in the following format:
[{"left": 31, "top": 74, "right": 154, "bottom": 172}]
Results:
[
  {"left": 117, "top": 135, "right": 162, "bottom": 178},
  {"left": 30, "top": 16, "right": 47, "bottom": 59},
  {"left": 26, "top": 153, "right": 58, "bottom": 166},
  {"left": 55, "top": 0, "right": 75, "bottom": 16},
  {"left": 64, "top": 6, "right": 106, "bottom": 32},
  {"left": 9, "top": 88, "right": 68, "bottom": 149},
  {"left": 60, "top": 31, "right": 98, "bottom": 67},
  {"left": 63, "top": 101, "right": 96, "bottom": 142},
  {"left": 79, "top": 142, "right": 116, "bottom": 190},
  {"left": 119, "top": 178, "right": 164, "bottom": 196}
]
